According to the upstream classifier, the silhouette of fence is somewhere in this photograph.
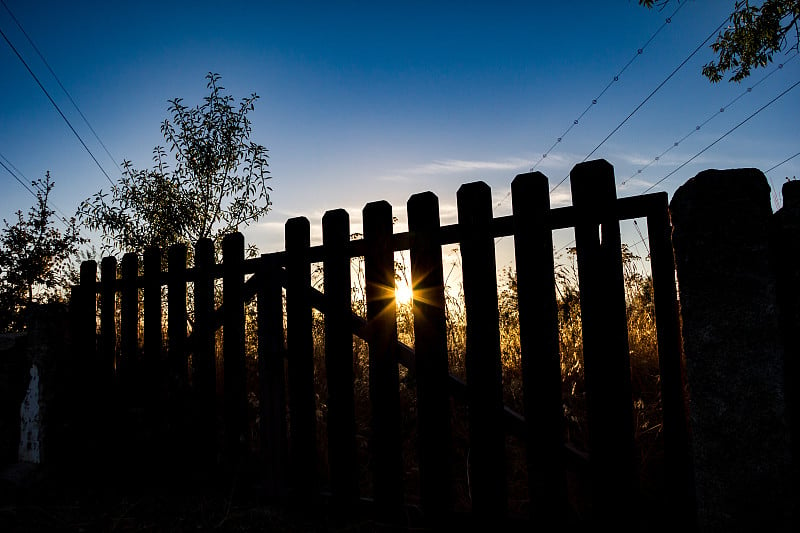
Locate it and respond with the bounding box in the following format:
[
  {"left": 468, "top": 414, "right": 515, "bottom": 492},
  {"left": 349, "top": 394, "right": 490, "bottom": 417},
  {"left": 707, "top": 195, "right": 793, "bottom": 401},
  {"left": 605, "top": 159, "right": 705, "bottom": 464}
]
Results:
[{"left": 69, "top": 159, "right": 695, "bottom": 530}]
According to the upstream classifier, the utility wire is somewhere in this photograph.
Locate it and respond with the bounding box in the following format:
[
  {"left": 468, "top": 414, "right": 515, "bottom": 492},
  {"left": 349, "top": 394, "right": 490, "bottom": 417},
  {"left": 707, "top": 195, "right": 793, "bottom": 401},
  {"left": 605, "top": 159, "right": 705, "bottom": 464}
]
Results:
[
  {"left": 765, "top": 151, "right": 800, "bottom": 174},
  {"left": 528, "top": 1, "right": 688, "bottom": 174},
  {"left": 0, "top": 24, "right": 115, "bottom": 186},
  {"left": 494, "top": 0, "right": 689, "bottom": 212},
  {"left": 620, "top": 52, "right": 798, "bottom": 186},
  {"left": 548, "top": 13, "right": 730, "bottom": 195},
  {"left": 621, "top": 52, "right": 798, "bottom": 186},
  {"left": 0, "top": 152, "right": 73, "bottom": 225},
  {"left": 1, "top": 0, "right": 121, "bottom": 173},
  {"left": 643, "top": 79, "right": 800, "bottom": 193}
]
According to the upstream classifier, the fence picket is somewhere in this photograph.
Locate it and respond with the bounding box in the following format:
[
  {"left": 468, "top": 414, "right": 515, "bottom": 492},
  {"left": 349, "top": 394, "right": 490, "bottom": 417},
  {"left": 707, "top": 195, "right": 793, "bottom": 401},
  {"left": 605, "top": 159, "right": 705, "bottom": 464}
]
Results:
[
  {"left": 363, "top": 200, "right": 404, "bottom": 515},
  {"left": 322, "top": 209, "right": 359, "bottom": 507},
  {"left": 407, "top": 191, "right": 452, "bottom": 523},
  {"left": 143, "top": 246, "right": 162, "bottom": 403},
  {"left": 257, "top": 252, "right": 289, "bottom": 498},
  {"left": 285, "top": 217, "right": 317, "bottom": 498},
  {"left": 222, "top": 233, "right": 247, "bottom": 465},
  {"left": 119, "top": 253, "right": 138, "bottom": 390},
  {"left": 193, "top": 238, "right": 217, "bottom": 465},
  {"left": 570, "top": 160, "right": 638, "bottom": 528},
  {"left": 457, "top": 181, "right": 507, "bottom": 521},
  {"left": 511, "top": 172, "right": 568, "bottom": 519},
  {"left": 100, "top": 256, "right": 117, "bottom": 385},
  {"left": 168, "top": 244, "right": 188, "bottom": 397}
]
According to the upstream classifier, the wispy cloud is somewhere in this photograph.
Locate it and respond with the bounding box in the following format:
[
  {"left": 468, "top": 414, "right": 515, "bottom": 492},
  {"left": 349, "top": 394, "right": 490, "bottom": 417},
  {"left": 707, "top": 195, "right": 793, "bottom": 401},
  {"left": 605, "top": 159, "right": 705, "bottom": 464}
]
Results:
[{"left": 377, "top": 157, "right": 532, "bottom": 182}]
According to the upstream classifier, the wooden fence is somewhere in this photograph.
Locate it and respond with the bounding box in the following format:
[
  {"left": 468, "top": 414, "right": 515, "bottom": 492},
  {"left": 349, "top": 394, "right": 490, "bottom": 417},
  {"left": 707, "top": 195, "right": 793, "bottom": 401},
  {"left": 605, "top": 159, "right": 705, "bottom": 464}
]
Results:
[{"left": 69, "top": 159, "right": 695, "bottom": 531}]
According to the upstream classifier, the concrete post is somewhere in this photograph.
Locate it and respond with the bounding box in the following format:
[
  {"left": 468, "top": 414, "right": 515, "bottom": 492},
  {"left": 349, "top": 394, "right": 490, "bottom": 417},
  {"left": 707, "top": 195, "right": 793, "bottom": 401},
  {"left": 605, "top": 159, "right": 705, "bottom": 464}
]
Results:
[{"left": 669, "top": 168, "right": 791, "bottom": 532}]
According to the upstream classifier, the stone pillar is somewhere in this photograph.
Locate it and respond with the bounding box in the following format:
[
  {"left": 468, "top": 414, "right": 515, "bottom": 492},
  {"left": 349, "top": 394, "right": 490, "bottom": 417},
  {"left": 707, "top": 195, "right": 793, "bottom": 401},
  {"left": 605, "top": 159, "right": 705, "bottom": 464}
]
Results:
[
  {"left": 771, "top": 180, "right": 800, "bottom": 518},
  {"left": 23, "top": 303, "right": 71, "bottom": 467},
  {"left": 669, "top": 168, "right": 791, "bottom": 532}
]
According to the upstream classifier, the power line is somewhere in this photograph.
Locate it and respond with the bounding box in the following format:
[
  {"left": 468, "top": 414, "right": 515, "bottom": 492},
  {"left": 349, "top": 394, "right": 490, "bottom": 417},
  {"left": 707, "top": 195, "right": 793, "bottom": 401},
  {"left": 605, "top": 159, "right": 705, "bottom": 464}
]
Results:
[
  {"left": 0, "top": 151, "right": 73, "bottom": 225},
  {"left": 548, "top": 13, "right": 730, "bottom": 195},
  {"left": 527, "top": 0, "right": 688, "bottom": 174},
  {"left": 492, "top": 1, "right": 689, "bottom": 213},
  {"left": 643, "top": 79, "right": 800, "bottom": 193},
  {"left": 621, "top": 52, "right": 799, "bottom": 186},
  {"left": 1, "top": 0, "right": 121, "bottom": 174},
  {"left": 0, "top": 24, "right": 116, "bottom": 186},
  {"left": 765, "top": 151, "right": 800, "bottom": 174}
]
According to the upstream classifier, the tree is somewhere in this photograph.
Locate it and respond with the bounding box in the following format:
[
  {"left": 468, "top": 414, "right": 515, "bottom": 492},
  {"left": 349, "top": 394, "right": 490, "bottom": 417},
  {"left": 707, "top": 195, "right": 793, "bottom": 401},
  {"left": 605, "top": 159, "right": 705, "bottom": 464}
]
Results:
[
  {"left": 78, "top": 72, "right": 271, "bottom": 256},
  {"left": 641, "top": 0, "right": 800, "bottom": 82},
  {"left": 0, "top": 173, "right": 85, "bottom": 331}
]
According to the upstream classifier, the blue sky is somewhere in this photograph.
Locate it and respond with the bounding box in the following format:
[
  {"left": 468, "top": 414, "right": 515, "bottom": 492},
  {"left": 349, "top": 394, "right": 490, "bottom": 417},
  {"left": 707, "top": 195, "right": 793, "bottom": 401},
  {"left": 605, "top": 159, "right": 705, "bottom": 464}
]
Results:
[{"left": 1, "top": 0, "right": 798, "bottom": 271}]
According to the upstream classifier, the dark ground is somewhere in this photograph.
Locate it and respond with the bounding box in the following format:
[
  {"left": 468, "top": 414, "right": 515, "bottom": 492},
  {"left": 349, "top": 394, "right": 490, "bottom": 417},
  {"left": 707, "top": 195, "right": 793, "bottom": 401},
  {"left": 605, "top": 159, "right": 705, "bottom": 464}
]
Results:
[{"left": 0, "top": 462, "right": 411, "bottom": 533}]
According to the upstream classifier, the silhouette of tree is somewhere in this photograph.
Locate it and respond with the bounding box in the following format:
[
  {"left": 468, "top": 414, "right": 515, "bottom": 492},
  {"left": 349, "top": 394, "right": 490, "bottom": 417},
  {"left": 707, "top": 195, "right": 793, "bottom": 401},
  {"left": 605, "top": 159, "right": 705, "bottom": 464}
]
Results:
[
  {"left": 0, "top": 173, "right": 85, "bottom": 331},
  {"left": 78, "top": 72, "right": 271, "bottom": 256},
  {"left": 641, "top": 0, "right": 800, "bottom": 82}
]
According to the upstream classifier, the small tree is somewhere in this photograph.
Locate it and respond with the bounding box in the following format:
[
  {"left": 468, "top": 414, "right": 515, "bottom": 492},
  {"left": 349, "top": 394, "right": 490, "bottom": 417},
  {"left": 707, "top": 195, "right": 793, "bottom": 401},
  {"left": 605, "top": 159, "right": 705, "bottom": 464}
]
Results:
[
  {"left": 0, "top": 172, "right": 85, "bottom": 331},
  {"left": 641, "top": 0, "right": 800, "bottom": 82},
  {"left": 78, "top": 72, "right": 271, "bottom": 256}
]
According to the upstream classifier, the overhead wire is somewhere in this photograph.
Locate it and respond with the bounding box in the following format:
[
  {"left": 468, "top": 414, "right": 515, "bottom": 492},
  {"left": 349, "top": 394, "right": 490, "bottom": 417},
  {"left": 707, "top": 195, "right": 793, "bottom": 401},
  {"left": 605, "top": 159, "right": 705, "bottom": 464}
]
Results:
[
  {"left": 1, "top": 0, "right": 121, "bottom": 174},
  {"left": 528, "top": 0, "right": 688, "bottom": 175},
  {"left": 548, "top": 12, "right": 731, "bottom": 195},
  {"left": 0, "top": 24, "right": 116, "bottom": 187},
  {"left": 0, "top": 151, "right": 74, "bottom": 226},
  {"left": 643, "top": 78, "right": 800, "bottom": 193},
  {"left": 621, "top": 52, "right": 799, "bottom": 186},
  {"left": 493, "top": 0, "right": 689, "bottom": 213}
]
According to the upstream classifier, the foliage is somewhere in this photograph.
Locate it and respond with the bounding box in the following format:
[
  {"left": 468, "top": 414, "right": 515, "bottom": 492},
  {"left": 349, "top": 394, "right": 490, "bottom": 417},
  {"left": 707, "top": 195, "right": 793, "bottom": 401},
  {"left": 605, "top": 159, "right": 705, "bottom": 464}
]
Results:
[
  {"left": 78, "top": 72, "right": 271, "bottom": 256},
  {"left": 641, "top": 0, "right": 800, "bottom": 82},
  {"left": 0, "top": 172, "right": 85, "bottom": 330}
]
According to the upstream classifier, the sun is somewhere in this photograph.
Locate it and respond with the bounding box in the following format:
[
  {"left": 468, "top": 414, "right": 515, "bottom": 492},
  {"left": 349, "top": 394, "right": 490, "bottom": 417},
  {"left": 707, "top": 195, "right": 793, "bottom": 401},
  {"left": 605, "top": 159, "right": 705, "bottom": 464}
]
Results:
[{"left": 395, "top": 280, "right": 414, "bottom": 306}]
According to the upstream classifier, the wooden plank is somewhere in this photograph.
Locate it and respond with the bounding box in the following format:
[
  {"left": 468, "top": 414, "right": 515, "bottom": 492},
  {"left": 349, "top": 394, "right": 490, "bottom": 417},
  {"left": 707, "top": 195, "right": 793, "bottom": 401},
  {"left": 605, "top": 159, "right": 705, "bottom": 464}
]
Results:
[
  {"left": 407, "top": 191, "right": 452, "bottom": 523},
  {"left": 119, "top": 253, "right": 138, "bottom": 391},
  {"left": 143, "top": 246, "right": 163, "bottom": 392},
  {"left": 257, "top": 252, "right": 289, "bottom": 499},
  {"left": 456, "top": 181, "right": 507, "bottom": 521},
  {"left": 511, "top": 172, "right": 568, "bottom": 519},
  {"left": 223, "top": 232, "right": 247, "bottom": 465},
  {"left": 285, "top": 217, "right": 317, "bottom": 497},
  {"left": 322, "top": 209, "right": 359, "bottom": 507},
  {"left": 100, "top": 256, "right": 117, "bottom": 386},
  {"left": 363, "top": 200, "right": 404, "bottom": 515},
  {"left": 193, "top": 237, "right": 217, "bottom": 465},
  {"left": 570, "top": 159, "right": 638, "bottom": 528},
  {"left": 647, "top": 192, "right": 697, "bottom": 530},
  {"left": 168, "top": 244, "right": 188, "bottom": 397}
]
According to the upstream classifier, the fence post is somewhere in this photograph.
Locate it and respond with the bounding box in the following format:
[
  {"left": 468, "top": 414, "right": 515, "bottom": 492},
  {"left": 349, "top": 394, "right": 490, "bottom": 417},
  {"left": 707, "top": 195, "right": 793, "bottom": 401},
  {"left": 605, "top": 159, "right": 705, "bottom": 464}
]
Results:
[
  {"left": 407, "top": 191, "right": 453, "bottom": 524},
  {"left": 77, "top": 260, "right": 98, "bottom": 466},
  {"left": 646, "top": 192, "right": 697, "bottom": 530},
  {"left": 363, "top": 200, "right": 404, "bottom": 517},
  {"left": 257, "top": 252, "right": 288, "bottom": 499},
  {"left": 670, "top": 168, "right": 791, "bottom": 532},
  {"left": 322, "top": 209, "right": 359, "bottom": 509},
  {"left": 457, "top": 181, "right": 507, "bottom": 523},
  {"left": 570, "top": 159, "right": 638, "bottom": 529},
  {"left": 193, "top": 238, "right": 217, "bottom": 466},
  {"left": 285, "top": 217, "right": 317, "bottom": 499},
  {"left": 222, "top": 233, "right": 247, "bottom": 467},
  {"left": 511, "top": 172, "right": 568, "bottom": 520}
]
